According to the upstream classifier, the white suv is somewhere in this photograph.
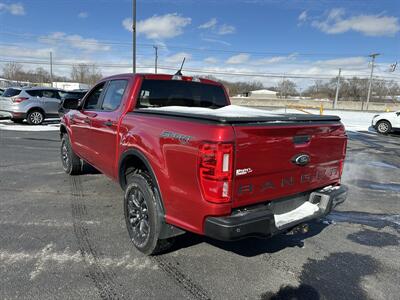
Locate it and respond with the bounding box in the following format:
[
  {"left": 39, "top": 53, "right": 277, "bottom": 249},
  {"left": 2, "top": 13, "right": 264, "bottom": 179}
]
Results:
[{"left": 372, "top": 111, "right": 400, "bottom": 134}]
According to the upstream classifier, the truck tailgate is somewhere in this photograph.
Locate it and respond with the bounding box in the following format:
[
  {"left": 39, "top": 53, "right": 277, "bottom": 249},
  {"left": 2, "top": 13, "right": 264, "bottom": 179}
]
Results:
[{"left": 232, "top": 122, "right": 346, "bottom": 208}]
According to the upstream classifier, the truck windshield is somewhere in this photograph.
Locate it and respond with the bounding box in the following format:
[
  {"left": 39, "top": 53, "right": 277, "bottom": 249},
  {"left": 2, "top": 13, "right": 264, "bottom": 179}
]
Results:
[{"left": 137, "top": 79, "right": 229, "bottom": 109}]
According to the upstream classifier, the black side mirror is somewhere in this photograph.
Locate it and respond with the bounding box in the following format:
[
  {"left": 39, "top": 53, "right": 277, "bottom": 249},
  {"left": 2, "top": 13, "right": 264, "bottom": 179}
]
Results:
[
  {"left": 396, "top": 112, "right": 400, "bottom": 116},
  {"left": 63, "top": 98, "right": 80, "bottom": 110}
]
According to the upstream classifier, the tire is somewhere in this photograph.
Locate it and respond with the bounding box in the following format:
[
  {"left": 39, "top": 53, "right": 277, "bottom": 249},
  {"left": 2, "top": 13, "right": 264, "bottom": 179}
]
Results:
[
  {"left": 61, "top": 134, "right": 82, "bottom": 175},
  {"left": 124, "top": 172, "right": 173, "bottom": 255},
  {"left": 11, "top": 118, "right": 24, "bottom": 124},
  {"left": 376, "top": 120, "right": 392, "bottom": 134},
  {"left": 27, "top": 110, "right": 44, "bottom": 125}
]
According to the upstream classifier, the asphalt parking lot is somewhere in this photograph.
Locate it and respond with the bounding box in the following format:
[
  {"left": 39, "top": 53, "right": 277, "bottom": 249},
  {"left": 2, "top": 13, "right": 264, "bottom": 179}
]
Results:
[{"left": 1, "top": 122, "right": 399, "bottom": 300}]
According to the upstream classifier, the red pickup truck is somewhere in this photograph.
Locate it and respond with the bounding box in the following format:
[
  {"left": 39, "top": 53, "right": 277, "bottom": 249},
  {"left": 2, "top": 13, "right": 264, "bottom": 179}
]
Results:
[{"left": 60, "top": 73, "right": 348, "bottom": 255}]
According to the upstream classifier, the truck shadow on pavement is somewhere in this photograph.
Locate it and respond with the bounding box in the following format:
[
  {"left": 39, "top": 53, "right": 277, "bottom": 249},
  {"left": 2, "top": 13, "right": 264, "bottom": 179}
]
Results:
[
  {"left": 260, "top": 252, "right": 380, "bottom": 300},
  {"left": 169, "top": 220, "right": 329, "bottom": 257}
]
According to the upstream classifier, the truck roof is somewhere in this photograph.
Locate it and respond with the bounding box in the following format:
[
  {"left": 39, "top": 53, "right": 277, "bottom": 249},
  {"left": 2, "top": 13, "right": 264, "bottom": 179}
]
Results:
[{"left": 101, "top": 73, "right": 222, "bottom": 86}]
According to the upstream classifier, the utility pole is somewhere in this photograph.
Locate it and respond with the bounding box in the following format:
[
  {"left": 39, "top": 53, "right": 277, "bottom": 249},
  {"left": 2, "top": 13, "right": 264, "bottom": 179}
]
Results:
[
  {"left": 153, "top": 45, "right": 158, "bottom": 74},
  {"left": 333, "top": 68, "right": 341, "bottom": 109},
  {"left": 132, "top": 0, "right": 136, "bottom": 73},
  {"left": 364, "top": 53, "right": 380, "bottom": 110},
  {"left": 50, "top": 51, "right": 53, "bottom": 87}
]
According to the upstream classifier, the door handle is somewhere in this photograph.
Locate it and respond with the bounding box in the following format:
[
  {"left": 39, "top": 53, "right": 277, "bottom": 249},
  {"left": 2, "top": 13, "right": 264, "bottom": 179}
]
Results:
[
  {"left": 84, "top": 118, "right": 91, "bottom": 124},
  {"left": 104, "top": 121, "right": 113, "bottom": 127}
]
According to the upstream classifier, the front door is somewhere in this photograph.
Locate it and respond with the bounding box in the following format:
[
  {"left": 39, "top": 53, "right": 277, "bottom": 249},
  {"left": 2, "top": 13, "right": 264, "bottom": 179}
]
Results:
[
  {"left": 89, "top": 79, "right": 130, "bottom": 177},
  {"left": 70, "top": 82, "right": 106, "bottom": 161}
]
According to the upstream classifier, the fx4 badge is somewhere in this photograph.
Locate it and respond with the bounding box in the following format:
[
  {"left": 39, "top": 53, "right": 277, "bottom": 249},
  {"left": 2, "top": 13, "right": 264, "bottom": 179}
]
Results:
[
  {"left": 292, "top": 154, "right": 310, "bottom": 166},
  {"left": 160, "top": 131, "right": 192, "bottom": 144},
  {"left": 236, "top": 168, "right": 253, "bottom": 176}
]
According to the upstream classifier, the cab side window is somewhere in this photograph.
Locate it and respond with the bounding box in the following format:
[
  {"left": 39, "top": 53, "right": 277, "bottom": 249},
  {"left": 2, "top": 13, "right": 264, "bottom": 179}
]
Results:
[
  {"left": 101, "top": 80, "right": 128, "bottom": 111},
  {"left": 84, "top": 82, "right": 105, "bottom": 110},
  {"left": 26, "top": 90, "right": 43, "bottom": 97}
]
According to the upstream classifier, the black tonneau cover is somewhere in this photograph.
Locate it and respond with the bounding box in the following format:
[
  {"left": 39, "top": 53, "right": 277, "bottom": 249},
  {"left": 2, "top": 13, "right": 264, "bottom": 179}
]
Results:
[{"left": 135, "top": 108, "right": 341, "bottom": 125}]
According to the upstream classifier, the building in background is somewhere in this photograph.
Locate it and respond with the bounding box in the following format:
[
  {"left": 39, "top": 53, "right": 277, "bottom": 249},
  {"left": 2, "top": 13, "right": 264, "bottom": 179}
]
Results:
[
  {"left": 236, "top": 89, "right": 278, "bottom": 99},
  {"left": 53, "top": 82, "right": 90, "bottom": 91}
]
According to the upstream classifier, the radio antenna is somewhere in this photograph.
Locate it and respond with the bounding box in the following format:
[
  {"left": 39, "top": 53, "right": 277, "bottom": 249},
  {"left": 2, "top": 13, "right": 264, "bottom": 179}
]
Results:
[{"left": 175, "top": 57, "right": 186, "bottom": 76}]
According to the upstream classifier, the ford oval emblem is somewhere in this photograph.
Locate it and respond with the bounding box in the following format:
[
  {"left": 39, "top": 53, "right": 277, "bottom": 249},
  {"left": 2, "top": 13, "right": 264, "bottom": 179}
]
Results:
[{"left": 292, "top": 154, "right": 310, "bottom": 166}]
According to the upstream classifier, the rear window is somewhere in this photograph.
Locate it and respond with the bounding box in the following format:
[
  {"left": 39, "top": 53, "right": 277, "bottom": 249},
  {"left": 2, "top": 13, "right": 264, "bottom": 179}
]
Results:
[
  {"left": 137, "top": 79, "right": 228, "bottom": 109},
  {"left": 3, "top": 88, "right": 21, "bottom": 97}
]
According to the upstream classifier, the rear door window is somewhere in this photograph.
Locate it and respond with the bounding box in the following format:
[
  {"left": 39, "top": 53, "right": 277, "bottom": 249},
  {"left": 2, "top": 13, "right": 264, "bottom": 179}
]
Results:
[
  {"left": 101, "top": 80, "right": 128, "bottom": 111},
  {"left": 42, "top": 90, "right": 61, "bottom": 99},
  {"left": 3, "top": 88, "right": 21, "bottom": 97},
  {"left": 26, "top": 90, "right": 43, "bottom": 97}
]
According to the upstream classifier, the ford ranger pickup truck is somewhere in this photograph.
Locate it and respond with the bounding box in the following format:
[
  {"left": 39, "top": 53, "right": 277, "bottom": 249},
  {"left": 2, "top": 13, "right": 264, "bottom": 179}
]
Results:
[{"left": 60, "top": 73, "right": 348, "bottom": 255}]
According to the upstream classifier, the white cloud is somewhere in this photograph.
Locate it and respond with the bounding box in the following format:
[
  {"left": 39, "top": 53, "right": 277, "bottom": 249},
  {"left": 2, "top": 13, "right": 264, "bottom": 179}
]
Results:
[
  {"left": 0, "top": 2, "right": 25, "bottom": 15},
  {"left": 312, "top": 8, "right": 400, "bottom": 36},
  {"left": 123, "top": 13, "right": 191, "bottom": 40},
  {"left": 314, "top": 57, "right": 367, "bottom": 67},
  {"left": 218, "top": 24, "right": 236, "bottom": 35},
  {"left": 0, "top": 45, "right": 54, "bottom": 59},
  {"left": 198, "top": 18, "right": 236, "bottom": 35},
  {"left": 39, "top": 32, "right": 111, "bottom": 52},
  {"left": 226, "top": 53, "right": 250, "bottom": 64},
  {"left": 78, "top": 12, "right": 88, "bottom": 19},
  {"left": 256, "top": 53, "right": 298, "bottom": 65},
  {"left": 199, "top": 18, "right": 217, "bottom": 29},
  {"left": 163, "top": 52, "right": 192, "bottom": 64},
  {"left": 204, "top": 57, "right": 218, "bottom": 64},
  {"left": 298, "top": 10, "right": 307, "bottom": 24},
  {"left": 202, "top": 37, "right": 231, "bottom": 46}
]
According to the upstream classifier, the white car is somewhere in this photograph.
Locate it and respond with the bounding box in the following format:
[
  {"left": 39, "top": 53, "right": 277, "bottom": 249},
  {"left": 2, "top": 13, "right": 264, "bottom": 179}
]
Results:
[{"left": 372, "top": 111, "right": 400, "bottom": 134}]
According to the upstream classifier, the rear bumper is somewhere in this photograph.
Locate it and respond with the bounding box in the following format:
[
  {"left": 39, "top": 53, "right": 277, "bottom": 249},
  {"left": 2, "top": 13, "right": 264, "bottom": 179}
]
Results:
[
  {"left": 0, "top": 110, "right": 26, "bottom": 119},
  {"left": 204, "top": 185, "right": 348, "bottom": 241}
]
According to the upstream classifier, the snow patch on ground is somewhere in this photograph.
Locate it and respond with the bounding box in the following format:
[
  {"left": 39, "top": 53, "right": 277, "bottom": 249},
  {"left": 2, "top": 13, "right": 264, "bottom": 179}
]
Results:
[
  {"left": 0, "top": 243, "right": 157, "bottom": 280},
  {"left": 274, "top": 108, "right": 377, "bottom": 132},
  {"left": 0, "top": 120, "right": 60, "bottom": 131}
]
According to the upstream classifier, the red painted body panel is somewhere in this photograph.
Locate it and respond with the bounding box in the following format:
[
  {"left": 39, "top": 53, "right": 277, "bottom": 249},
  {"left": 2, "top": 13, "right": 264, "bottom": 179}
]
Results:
[
  {"left": 232, "top": 124, "right": 346, "bottom": 208},
  {"left": 63, "top": 73, "right": 347, "bottom": 235}
]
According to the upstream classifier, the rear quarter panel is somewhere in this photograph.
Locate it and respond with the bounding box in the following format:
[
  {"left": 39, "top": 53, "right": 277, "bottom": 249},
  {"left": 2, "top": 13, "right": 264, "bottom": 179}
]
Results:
[{"left": 119, "top": 113, "right": 235, "bottom": 234}]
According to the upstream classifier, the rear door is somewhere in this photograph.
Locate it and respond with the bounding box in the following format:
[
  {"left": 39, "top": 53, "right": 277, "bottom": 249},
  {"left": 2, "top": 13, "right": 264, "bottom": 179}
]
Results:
[
  {"left": 232, "top": 123, "right": 347, "bottom": 208},
  {"left": 41, "top": 90, "right": 61, "bottom": 116},
  {"left": 88, "top": 79, "right": 130, "bottom": 177}
]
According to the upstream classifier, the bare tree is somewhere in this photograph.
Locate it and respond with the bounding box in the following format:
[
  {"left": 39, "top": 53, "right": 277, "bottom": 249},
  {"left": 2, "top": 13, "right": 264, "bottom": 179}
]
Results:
[
  {"left": 2, "top": 62, "right": 24, "bottom": 81},
  {"left": 203, "top": 75, "right": 264, "bottom": 96},
  {"left": 277, "top": 79, "right": 297, "bottom": 98},
  {"left": 71, "top": 64, "right": 103, "bottom": 86}
]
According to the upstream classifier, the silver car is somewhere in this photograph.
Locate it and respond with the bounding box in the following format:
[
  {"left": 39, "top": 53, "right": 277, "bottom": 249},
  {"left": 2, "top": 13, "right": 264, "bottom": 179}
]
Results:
[{"left": 0, "top": 87, "right": 62, "bottom": 124}]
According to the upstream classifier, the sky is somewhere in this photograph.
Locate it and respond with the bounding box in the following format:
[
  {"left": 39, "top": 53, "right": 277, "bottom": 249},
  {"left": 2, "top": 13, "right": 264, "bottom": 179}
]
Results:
[{"left": 0, "top": 0, "right": 399, "bottom": 87}]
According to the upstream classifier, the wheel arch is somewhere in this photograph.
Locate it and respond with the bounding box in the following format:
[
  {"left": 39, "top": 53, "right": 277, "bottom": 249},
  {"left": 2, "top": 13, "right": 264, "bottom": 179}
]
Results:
[
  {"left": 60, "top": 124, "right": 67, "bottom": 138},
  {"left": 376, "top": 119, "right": 392, "bottom": 129},
  {"left": 27, "top": 107, "right": 46, "bottom": 119},
  {"left": 118, "top": 148, "right": 165, "bottom": 213}
]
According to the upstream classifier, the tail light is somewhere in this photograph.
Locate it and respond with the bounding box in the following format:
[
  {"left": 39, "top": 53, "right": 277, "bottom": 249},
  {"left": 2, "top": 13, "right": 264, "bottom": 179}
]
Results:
[
  {"left": 198, "top": 143, "right": 233, "bottom": 204},
  {"left": 12, "top": 97, "right": 29, "bottom": 103}
]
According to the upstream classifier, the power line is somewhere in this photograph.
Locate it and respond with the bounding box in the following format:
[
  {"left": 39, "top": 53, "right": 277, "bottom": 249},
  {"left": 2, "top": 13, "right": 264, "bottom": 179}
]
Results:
[
  {"left": 2, "top": 31, "right": 398, "bottom": 58},
  {"left": 1, "top": 58, "right": 399, "bottom": 81}
]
